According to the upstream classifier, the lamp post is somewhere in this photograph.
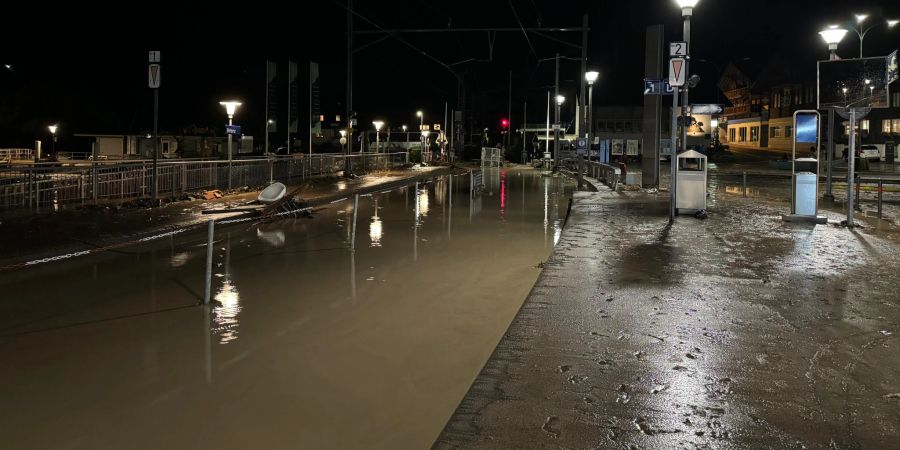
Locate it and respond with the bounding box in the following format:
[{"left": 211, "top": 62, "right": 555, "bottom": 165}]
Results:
[
  {"left": 585, "top": 71, "right": 599, "bottom": 159},
  {"left": 339, "top": 129, "right": 347, "bottom": 155},
  {"left": 48, "top": 124, "right": 58, "bottom": 156},
  {"left": 416, "top": 110, "right": 424, "bottom": 152},
  {"left": 402, "top": 125, "right": 408, "bottom": 147},
  {"left": 373, "top": 120, "right": 384, "bottom": 153},
  {"left": 219, "top": 101, "right": 241, "bottom": 190},
  {"left": 850, "top": 14, "right": 899, "bottom": 58},
  {"left": 554, "top": 94, "right": 565, "bottom": 170},
  {"left": 676, "top": 0, "right": 697, "bottom": 155},
  {"left": 265, "top": 119, "right": 274, "bottom": 154},
  {"left": 819, "top": 25, "right": 848, "bottom": 201}
]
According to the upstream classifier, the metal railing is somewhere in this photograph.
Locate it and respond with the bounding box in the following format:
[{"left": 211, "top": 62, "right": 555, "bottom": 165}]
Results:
[
  {"left": 0, "top": 149, "right": 33, "bottom": 161},
  {"left": 0, "top": 152, "right": 407, "bottom": 211},
  {"left": 562, "top": 158, "right": 621, "bottom": 190}
]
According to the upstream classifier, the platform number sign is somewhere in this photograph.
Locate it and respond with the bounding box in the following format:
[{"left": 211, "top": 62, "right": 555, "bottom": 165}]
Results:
[{"left": 669, "top": 42, "right": 687, "bottom": 57}]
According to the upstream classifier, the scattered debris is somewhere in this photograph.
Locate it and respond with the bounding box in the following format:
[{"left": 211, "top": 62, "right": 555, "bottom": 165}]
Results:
[{"left": 203, "top": 190, "right": 223, "bottom": 200}]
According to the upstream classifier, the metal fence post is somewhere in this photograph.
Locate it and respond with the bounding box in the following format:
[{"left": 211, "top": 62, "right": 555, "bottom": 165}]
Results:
[{"left": 204, "top": 219, "right": 215, "bottom": 305}]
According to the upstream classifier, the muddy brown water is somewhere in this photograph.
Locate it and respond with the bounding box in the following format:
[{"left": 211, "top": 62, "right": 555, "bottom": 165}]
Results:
[{"left": 0, "top": 168, "right": 574, "bottom": 450}]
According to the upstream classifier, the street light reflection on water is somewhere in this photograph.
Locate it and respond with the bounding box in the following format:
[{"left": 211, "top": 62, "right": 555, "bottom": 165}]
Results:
[{"left": 213, "top": 277, "right": 241, "bottom": 344}]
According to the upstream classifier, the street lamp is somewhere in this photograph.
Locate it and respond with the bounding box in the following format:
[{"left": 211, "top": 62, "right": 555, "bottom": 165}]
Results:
[
  {"left": 219, "top": 100, "right": 242, "bottom": 190},
  {"left": 402, "top": 124, "right": 409, "bottom": 146},
  {"left": 819, "top": 25, "right": 848, "bottom": 202},
  {"left": 48, "top": 124, "right": 58, "bottom": 155},
  {"left": 849, "top": 13, "right": 899, "bottom": 57},
  {"left": 819, "top": 26, "right": 849, "bottom": 58},
  {"left": 585, "top": 71, "right": 599, "bottom": 153},
  {"left": 670, "top": 0, "right": 699, "bottom": 221},
  {"left": 675, "top": 0, "right": 699, "bottom": 15},
  {"left": 416, "top": 110, "right": 425, "bottom": 155},
  {"left": 553, "top": 95, "right": 565, "bottom": 170},
  {"left": 372, "top": 120, "right": 384, "bottom": 153}
]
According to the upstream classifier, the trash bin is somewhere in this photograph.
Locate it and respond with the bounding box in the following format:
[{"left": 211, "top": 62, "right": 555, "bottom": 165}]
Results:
[
  {"left": 676, "top": 149, "right": 707, "bottom": 212},
  {"left": 795, "top": 172, "right": 817, "bottom": 216}
]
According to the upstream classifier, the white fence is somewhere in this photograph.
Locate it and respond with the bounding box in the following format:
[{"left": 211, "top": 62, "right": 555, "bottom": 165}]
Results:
[
  {"left": 0, "top": 153, "right": 407, "bottom": 211},
  {"left": 0, "top": 149, "right": 33, "bottom": 161},
  {"left": 480, "top": 147, "right": 502, "bottom": 167}
]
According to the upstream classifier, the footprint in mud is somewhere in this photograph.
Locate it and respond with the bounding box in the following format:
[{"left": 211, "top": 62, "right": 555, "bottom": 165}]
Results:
[
  {"left": 558, "top": 365, "right": 571, "bottom": 373},
  {"left": 542, "top": 416, "right": 561, "bottom": 437}
]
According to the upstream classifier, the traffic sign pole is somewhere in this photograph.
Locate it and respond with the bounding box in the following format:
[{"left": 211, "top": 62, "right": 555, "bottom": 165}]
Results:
[{"left": 148, "top": 52, "right": 161, "bottom": 203}]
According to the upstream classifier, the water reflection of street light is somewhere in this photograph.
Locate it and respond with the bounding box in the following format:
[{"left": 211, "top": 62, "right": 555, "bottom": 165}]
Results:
[
  {"left": 369, "top": 198, "right": 382, "bottom": 247},
  {"left": 373, "top": 120, "right": 384, "bottom": 153},
  {"left": 219, "top": 100, "right": 242, "bottom": 189}
]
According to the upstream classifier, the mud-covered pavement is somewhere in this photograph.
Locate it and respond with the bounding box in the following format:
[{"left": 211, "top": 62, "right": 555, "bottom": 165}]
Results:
[{"left": 436, "top": 187, "right": 900, "bottom": 449}]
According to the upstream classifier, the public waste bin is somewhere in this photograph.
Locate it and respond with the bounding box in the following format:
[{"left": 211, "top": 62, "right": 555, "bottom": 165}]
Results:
[
  {"left": 676, "top": 149, "right": 707, "bottom": 212},
  {"left": 795, "top": 172, "right": 817, "bottom": 216}
]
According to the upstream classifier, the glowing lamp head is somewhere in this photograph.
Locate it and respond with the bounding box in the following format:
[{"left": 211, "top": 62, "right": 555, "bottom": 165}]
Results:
[
  {"left": 402, "top": 125, "right": 408, "bottom": 132},
  {"left": 372, "top": 120, "right": 384, "bottom": 131},
  {"left": 855, "top": 14, "right": 869, "bottom": 24},
  {"left": 819, "top": 26, "right": 848, "bottom": 52},
  {"left": 339, "top": 130, "right": 347, "bottom": 137},
  {"left": 676, "top": 0, "right": 698, "bottom": 15},
  {"left": 585, "top": 71, "right": 600, "bottom": 85},
  {"left": 556, "top": 95, "right": 566, "bottom": 105},
  {"left": 888, "top": 19, "right": 899, "bottom": 28},
  {"left": 48, "top": 124, "right": 58, "bottom": 135},
  {"left": 219, "top": 101, "right": 242, "bottom": 117},
  {"left": 416, "top": 110, "right": 423, "bottom": 118}
]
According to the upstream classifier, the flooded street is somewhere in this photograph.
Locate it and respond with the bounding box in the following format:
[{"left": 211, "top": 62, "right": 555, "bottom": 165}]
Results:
[{"left": 0, "top": 168, "right": 574, "bottom": 450}]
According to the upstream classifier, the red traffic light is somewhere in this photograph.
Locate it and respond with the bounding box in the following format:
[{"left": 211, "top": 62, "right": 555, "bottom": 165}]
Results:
[{"left": 500, "top": 118, "right": 509, "bottom": 129}]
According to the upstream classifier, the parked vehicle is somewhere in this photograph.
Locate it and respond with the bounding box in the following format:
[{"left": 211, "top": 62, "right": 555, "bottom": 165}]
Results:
[{"left": 859, "top": 145, "right": 880, "bottom": 162}]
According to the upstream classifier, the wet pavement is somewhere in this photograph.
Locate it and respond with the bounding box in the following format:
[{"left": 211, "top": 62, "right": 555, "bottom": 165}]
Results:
[
  {"left": 436, "top": 184, "right": 900, "bottom": 448},
  {"left": 0, "top": 168, "right": 575, "bottom": 449}
]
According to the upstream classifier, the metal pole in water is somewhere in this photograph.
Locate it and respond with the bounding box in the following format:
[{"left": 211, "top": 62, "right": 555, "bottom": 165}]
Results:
[
  {"left": 878, "top": 178, "right": 883, "bottom": 219},
  {"left": 204, "top": 219, "right": 215, "bottom": 305},
  {"left": 350, "top": 194, "right": 359, "bottom": 250},
  {"left": 743, "top": 171, "right": 747, "bottom": 197}
]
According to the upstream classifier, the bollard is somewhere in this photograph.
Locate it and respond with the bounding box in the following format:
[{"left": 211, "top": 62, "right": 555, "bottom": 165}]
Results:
[
  {"left": 203, "top": 219, "right": 215, "bottom": 305},
  {"left": 742, "top": 171, "right": 747, "bottom": 198},
  {"left": 350, "top": 194, "right": 359, "bottom": 250},
  {"left": 878, "top": 178, "right": 883, "bottom": 219}
]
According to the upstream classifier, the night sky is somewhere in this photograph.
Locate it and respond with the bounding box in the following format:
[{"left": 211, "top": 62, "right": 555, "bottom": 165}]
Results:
[{"left": 1, "top": 0, "right": 897, "bottom": 149}]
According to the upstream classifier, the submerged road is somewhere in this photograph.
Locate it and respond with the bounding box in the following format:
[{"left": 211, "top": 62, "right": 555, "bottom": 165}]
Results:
[
  {"left": 0, "top": 168, "right": 574, "bottom": 450},
  {"left": 436, "top": 187, "right": 900, "bottom": 448}
]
